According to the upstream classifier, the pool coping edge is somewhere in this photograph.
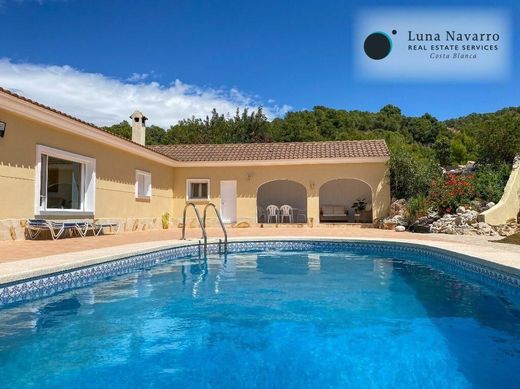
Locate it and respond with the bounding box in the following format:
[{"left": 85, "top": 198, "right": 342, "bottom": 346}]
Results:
[{"left": 1, "top": 236, "right": 519, "bottom": 287}]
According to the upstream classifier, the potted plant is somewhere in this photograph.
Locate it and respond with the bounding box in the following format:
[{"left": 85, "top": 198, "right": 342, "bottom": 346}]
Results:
[
  {"left": 352, "top": 198, "right": 367, "bottom": 211},
  {"left": 352, "top": 198, "right": 368, "bottom": 223},
  {"left": 161, "top": 212, "right": 170, "bottom": 229}
]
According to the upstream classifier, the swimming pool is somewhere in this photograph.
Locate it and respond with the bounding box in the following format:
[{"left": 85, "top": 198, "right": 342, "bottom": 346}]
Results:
[{"left": 1, "top": 240, "right": 520, "bottom": 388}]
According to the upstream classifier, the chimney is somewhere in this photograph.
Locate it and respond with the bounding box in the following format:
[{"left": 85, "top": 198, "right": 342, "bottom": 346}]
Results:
[{"left": 130, "top": 111, "right": 147, "bottom": 145}]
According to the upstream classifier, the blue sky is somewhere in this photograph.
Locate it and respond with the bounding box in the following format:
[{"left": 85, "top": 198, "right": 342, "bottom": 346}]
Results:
[{"left": 0, "top": 0, "right": 518, "bottom": 126}]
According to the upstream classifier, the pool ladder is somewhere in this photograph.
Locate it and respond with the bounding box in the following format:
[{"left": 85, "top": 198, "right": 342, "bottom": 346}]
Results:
[{"left": 181, "top": 202, "right": 228, "bottom": 258}]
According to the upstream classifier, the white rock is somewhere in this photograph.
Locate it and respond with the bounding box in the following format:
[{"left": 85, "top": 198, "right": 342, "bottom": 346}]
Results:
[
  {"left": 389, "top": 199, "right": 407, "bottom": 217},
  {"left": 382, "top": 215, "right": 407, "bottom": 230},
  {"left": 445, "top": 226, "right": 456, "bottom": 234},
  {"left": 456, "top": 206, "right": 466, "bottom": 215},
  {"left": 513, "top": 155, "right": 520, "bottom": 169},
  {"left": 486, "top": 202, "right": 496, "bottom": 209},
  {"left": 455, "top": 210, "right": 479, "bottom": 226},
  {"left": 395, "top": 226, "right": 406, "bottom": 232},
  {"left": 495, "top": 223, "right": 518, "bottom": 237}
]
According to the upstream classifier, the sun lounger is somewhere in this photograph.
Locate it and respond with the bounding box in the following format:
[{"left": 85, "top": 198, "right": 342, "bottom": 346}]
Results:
[
  {"left": 27, "top": 219, "right": 59, "bottom": 240},
  {"left": 61, "top": 221, "right": 89, "bottom": 237},
  {"left": 27, "top": 219, "right": 89, "bottom": 240},
  {"left": 90, "top": 221, "right": 121, "bottom": 236}
]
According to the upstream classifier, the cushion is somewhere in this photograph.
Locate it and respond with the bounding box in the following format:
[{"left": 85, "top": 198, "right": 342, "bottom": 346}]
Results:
[
  {"left": 322, "top": 205, "right": 334, "bottom": 215},
  {"left": 332, "top": 206, "right": 345, "bottom": 215}
]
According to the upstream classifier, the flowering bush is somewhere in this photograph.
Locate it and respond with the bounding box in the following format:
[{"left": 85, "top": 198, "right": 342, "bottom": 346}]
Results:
[{"left": 428, "top": 173, "right": 476, "bottom": 214}]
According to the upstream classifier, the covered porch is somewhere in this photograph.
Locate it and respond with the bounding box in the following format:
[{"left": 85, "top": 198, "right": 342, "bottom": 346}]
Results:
[
  {"left": 319, "top": 178, "right": 373, "bottom": 223},
  {"left": 256, "top": 180, "right": 307, "bottom": 224}
]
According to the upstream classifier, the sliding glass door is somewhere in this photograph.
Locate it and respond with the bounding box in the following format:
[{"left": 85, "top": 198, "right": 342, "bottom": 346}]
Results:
[{"left": 40, "top": 154, "right": 84, "bottom": 211}]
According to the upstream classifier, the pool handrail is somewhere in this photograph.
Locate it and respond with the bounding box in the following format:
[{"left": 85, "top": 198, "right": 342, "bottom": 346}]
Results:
[
  {"left": 202, "top": 203, "right": 228, "bottom": 254},
  {"left": 181, "top": 202, "right": 207, "bottom": 257}
]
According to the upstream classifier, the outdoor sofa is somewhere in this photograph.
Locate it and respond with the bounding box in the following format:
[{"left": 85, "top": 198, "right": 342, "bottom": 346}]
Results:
[{"left": 320, "top": 205, "right": 349, "bottom": 222}]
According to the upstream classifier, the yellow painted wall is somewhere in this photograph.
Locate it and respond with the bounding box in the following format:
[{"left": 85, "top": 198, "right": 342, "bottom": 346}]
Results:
[
  {"left": 172, "top": 163, "right": 390, "bottom": 226},
  {"left": 0, "top": 109, "right": 174, "bottom": 222},
  {"left": 0, "top": 106, "right": 391, "bottom": 239}
]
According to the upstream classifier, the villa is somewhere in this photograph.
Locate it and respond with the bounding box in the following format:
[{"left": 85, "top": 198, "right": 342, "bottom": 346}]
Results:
[{"left": 0, "top": 87, "right": 391, "bottom": 240}]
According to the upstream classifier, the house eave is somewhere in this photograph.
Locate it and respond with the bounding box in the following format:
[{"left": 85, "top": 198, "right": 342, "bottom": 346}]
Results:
[
  {"left": 0, "top": 91, "right": 390, "bottom": 168},
  {"left": 0, "top": 92, "right": 178, "bottom": 167},
  {"left": 170, "top": 156, "right": 390, "bottom": 167}
]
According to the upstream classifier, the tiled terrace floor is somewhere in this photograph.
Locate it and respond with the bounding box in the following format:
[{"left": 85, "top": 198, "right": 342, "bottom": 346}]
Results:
[{"left": 0, "top": 226, "right": 516, "bottom": 263}]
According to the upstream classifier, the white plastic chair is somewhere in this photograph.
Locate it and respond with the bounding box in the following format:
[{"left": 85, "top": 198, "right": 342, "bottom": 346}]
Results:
[
  {"left": 280, "top": 205, "right": 293, "bottom": 223},
  {"left": 266, "top": 205, "right": 279, "bottom": 223},
  {"left": 257, "top": 206, "right": 267, "bottom": 223},
  {"left": 296, "top": 209, "right": 307, "bottom": 223}
]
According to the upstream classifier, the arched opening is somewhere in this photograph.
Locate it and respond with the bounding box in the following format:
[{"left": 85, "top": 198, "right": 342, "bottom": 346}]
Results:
[
  {"left": 257, "top": 180, "right": 307, "bottom": 223},
  {"left": 319, "top": 179, "right": 373, "bottom": 223}
]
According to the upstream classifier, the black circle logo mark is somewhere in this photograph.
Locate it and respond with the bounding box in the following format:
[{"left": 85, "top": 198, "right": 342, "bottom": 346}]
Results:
[{"left": 364, "top": 31, "right": 394, "bottom": 60}]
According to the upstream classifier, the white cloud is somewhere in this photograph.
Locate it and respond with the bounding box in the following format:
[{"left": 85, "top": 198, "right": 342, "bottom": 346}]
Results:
[
  {"left": 126, "top": 72, "right": 150, "bottom": 82},
  {"left": 0, "top": 58, "right": 291, "bottom": 127}
]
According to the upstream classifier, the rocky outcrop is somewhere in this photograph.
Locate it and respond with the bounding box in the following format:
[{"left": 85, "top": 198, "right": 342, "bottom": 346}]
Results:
[
  {"left": 494, "top": 223, "right": 518, "bottom": 237},
  {"left": 389, "top": 199, "right": 407, "bottom": 217},
  {"left": 430, "top": 210, "right": 498, "bottom": 236},
  {"left": 430, "top": 214, "right": 458, "bottom": 234},
  {"left": 382, "top": 215, "right": 407, "bottom": 230},
  {"left": 408, "top": 211, "right": 440, "bottom": 233},
  {"left": 381, "top": 198, "right": 517, "bottom": 236},
  {"left": 455, "top": 208, "right": 479, "bottom": 225},
  {"left": 381, "top": 199, "right": 408, "bottom": 230}
]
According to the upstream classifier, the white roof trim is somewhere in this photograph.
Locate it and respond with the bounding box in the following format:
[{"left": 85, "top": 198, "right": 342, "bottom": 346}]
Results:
[
  {"left": 0, "top": 91, "right": 177, "bottom": 167},
  {"left": 172, "top": 156, "right": 389, "bottom": 167}
]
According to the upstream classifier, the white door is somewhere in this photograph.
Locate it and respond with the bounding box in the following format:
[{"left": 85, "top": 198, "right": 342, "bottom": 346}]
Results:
[{"left": 220, "top": 180, "right": 237, "bottom": 223}]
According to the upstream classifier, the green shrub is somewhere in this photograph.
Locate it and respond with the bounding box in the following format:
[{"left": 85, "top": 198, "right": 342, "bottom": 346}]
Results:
[
  {"left": 433, "top": 135, "right": 452, "bottom": 166},
  {"left": 473, "top": 163, "right": 511, "bottom": 203},
  {"left": 450, "top": 139, "right": 468, "bottom": 165},
  {"left": 389, "top": 144, "right": 441, "bottom": 200},
  {"left": 476, "top": 112, "right": 520, "bottom": 165},
  {"left": 405, "top": 194, "right": 429, "bottom": 223}
]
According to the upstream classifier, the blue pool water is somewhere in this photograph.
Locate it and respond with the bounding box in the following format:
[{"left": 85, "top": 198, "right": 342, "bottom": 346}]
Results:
[{"left": 1, "top": 247, "right": 520, "bottom": 388}]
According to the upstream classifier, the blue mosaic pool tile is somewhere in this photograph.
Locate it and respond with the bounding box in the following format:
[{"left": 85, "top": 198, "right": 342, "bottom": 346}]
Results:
[{"left": 1, "top": 240, "right": 519, "bottom": 307}]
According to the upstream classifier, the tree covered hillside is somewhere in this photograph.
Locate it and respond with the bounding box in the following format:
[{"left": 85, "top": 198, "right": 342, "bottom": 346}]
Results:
[
  {"left": 104, "top": 105, "right": 519, "bottom": 202},
  {"left": 105, "top": 105, "right": 520, "bottom": 166}
]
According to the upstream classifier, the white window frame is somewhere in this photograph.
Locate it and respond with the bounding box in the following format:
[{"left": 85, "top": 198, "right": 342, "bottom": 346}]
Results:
[
  {"left": 34, "top": 145, "right": 96, "bottom": 215},
  {"left": 186, "top": 179, "right": 210, "bottom": 201},
  {"left": 135, "top": 169, "right": 152, "bottom": 199}
]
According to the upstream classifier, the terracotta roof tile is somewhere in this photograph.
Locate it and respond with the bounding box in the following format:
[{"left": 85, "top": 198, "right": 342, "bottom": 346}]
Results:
[
  {"left": 149, "top": 140, "right": 389, "bottom": 162},
  {"left": 0, "top": 86, "right": 390, "bottom": 164}
]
